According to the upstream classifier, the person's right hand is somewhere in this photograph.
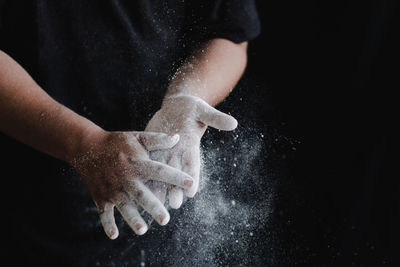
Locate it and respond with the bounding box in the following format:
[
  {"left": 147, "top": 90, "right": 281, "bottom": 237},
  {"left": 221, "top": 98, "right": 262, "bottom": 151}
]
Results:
[{"left": 70, "top": 130, "right": 194, "bottom": 239}]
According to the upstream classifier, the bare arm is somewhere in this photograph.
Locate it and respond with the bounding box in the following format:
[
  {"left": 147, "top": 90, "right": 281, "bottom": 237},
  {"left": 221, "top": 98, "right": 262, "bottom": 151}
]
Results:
[
  {"left": 166, "top": 38, "right": 248, "bottom": 106},
  {"left": 145, "top": 38, "right": 247, "bottom": 207},
  {"left": 0, "top": 50, "right": 194, "bottom": 238},
  {"left": 0, "top": 50, "right": 101, "bottom": 162}
]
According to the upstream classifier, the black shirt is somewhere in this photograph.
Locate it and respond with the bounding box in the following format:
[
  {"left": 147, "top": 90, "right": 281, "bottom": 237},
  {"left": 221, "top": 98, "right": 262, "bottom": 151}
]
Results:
[
  {"left": 1, "top": 0, "right": 260, "bottom": 130},
  {"left": 0, "top": 1, "right": 260, "bottom": 266}
]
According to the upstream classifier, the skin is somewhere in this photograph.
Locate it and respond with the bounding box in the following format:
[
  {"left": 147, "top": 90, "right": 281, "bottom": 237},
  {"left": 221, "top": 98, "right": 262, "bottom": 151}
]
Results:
[
  {"left": 167, "top": 39, "right": 248, "bottom": 105},
  {"left": 0, "top": 50, "right": 194, "bottom": 238},
  {"left": 146, "top": 38, "right": 248, "bottom": 208},
  {"left": 0, "top": 38, "right": 248, "bottom": 238}
]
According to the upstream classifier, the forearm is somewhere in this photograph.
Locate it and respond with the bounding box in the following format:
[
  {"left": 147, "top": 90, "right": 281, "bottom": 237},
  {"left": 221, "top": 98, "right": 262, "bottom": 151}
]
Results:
[
  {"left": 146, "top": 39, "right": 243, "bottom": 204},
  {"left": 166, "top": 38, "right": 248, "bottom": 106},
  {"left": 0, "top": 50, "right": 102, "bottom": 163}
]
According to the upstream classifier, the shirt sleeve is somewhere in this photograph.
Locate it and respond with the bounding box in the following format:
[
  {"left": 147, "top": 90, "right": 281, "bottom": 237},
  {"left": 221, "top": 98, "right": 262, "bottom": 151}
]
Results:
[{"left": 185, "top": 0, "right": 261, "bottom": 44}]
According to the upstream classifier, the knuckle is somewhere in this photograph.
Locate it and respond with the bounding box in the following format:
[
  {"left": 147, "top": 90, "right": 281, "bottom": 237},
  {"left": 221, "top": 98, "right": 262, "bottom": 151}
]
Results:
[
  {"left": 129, "top": 160, "right": 146, "bottom": 177},
  {"left": 113, "top": 195, "right": 128, "bottom": 208},
  {"left": 97, "top": 201, "right": 113, "bottom": 214},
  {"left": 135, "top": 189, "right": 144, "bottom": 200},
  {"left": 126, "top": 216, "right": 139, "bottom": 224}
]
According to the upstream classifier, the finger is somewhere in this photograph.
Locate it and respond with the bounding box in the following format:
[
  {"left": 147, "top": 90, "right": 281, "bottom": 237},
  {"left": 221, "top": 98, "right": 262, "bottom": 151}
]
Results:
[
  {"left": 138, "top": 132, "right": 180, "bottom": 151},
  {"left": 147, "top": 152, "right": 168, "bottom": 204},
  {"left": 98, "top": 203, "right": 119, "bottom": 240},
  {"left": 166, "top": 156, "right": 184, "bottom": 209},
  {"left": 197, "top": 101, "right": 238, "bottom": 131},
  {"left": 149, "top": 181, "right": 167, "bottom": 204},
  {"left": 127, "top": 180, "right": 170, "bottom": 226},
  {"left": 169, "top": 186, "right": 184, "bottom": 209},
  {"left": 182, "top": 148, "right": 201, "bottom": 198},
  {"left": 137, "top": 160, "right": 194, "bottom": 189},
  {"left": 115, "top": 199, "right": 148, "bottom": 235}
]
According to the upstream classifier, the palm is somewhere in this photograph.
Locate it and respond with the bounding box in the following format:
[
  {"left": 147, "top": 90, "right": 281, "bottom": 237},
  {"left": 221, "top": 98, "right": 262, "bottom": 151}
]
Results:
[{"left": 145, "top": 95, "right": 237, "bottom": 208}]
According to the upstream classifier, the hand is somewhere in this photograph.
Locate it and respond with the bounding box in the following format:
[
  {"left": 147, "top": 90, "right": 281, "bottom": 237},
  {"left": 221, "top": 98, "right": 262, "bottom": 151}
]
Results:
[
  {"left": 145, "top": 94, "right": 237, "bottom": 208},
  {"left": 71, "top": 130, "right": 194, "bottom": 239}
]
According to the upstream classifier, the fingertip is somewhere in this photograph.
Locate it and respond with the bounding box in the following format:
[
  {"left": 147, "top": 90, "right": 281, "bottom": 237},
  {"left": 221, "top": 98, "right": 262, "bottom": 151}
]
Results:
[
  {"left": 170, "top": 202, "right": 182, "bottom": 209},
  {"left": 164, "top": 133, "right": 180, "bottom": 148},
  {"left": 180, "top": 171, "right": 194, "bottom": 189},
  {"left": 158, "top": 212, "right": 170, "bottom": 226},
  {"left": 169, "top": 188, "right": 184, "bottom": 209},
  {"left": 108, "top": 227, "right": 119, "bottom": 240},
  {"left": 198, "top": 105, "right": 238, "bottom": 131},
  {"left": 230, "top": 117, "right": 238, "bottom": 131},
  {"left": 169, "top": 133, "right": 180, "bottom": 144},
  {"left": 185, "top": 179, "right": 198, "bottom": 197},
  {"left": 183, "top": 178, "right": 194, "bottom": 188},
  {"left": 184, "top": 187, "right": 197, "bottom": 198},
  {"left": 220, "top": 115, "right": 238, "bottom": 131},
  {"left": 135, "top": 223, "right": 148, "bottom": 235}
]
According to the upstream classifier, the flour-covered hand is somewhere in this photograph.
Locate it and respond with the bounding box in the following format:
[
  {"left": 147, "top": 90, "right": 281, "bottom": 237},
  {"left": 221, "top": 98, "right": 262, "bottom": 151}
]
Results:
[
  {"left": 145, "top": 95, "right": 237, "bottom": 208},
  {"left": 71, "top": 130, "right": 193, "bottom": 239}
]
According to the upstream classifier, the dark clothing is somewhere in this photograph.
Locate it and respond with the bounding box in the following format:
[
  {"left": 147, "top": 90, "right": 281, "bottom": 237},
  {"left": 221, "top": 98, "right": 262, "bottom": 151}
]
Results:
[
  {"left": 0, "top": 0, "right": 260, "bottom": 130},
  {"left": 0, "top": 1, "right": 260, "bottom": 266}
]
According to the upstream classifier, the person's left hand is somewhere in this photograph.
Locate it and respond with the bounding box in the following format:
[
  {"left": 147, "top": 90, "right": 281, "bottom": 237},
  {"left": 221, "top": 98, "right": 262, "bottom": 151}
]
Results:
[{"left": 145, "top": 94, "right": 237, "bottom": 208}]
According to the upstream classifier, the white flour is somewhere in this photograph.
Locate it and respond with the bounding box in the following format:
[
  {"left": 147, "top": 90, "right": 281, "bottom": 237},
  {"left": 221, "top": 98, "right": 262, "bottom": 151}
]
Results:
[{"left": 141, "top": 124, "right": 276, "bottom": 266}]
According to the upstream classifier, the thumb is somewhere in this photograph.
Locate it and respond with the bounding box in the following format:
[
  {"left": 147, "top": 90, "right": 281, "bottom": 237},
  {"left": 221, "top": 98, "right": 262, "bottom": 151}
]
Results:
[
  {"left": 197, "top": 101, "right": 238, "bottom": 131},
  {"left": 138, "top": 132, "right": 180, "bottom": 151}
]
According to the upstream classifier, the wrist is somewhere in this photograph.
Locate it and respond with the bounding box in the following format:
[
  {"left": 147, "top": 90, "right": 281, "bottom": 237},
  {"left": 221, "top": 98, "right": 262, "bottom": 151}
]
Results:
[
  {"left": 162, "top": 93, "right": 203, "bottom": 107},
  {"left": 165, "top": 87, "right": 222, "bottom": 107},
  {"left": 66, "top": 121, "right": 107, "bottom": 166}
]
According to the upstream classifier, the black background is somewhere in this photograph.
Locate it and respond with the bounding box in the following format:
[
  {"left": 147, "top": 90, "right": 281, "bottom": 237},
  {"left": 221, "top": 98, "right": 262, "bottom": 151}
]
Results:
[
  {"left": 1, "top": 0, "right": 399, "bottom": 266},
  {"left": 240, "top": 0, "right": 399, "bottom": 266}
]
